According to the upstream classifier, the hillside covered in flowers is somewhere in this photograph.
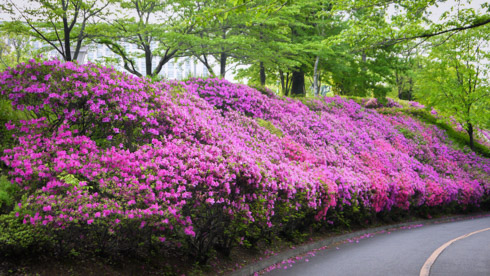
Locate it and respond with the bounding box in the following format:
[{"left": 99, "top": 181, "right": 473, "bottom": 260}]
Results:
[{"left": 0, "top": 60, "right": 489, "bottom": 266}]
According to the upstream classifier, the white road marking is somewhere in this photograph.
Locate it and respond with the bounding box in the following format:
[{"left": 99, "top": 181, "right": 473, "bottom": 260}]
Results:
[{"left": 419, "top": 227, "right": 490, "bottom": 276}]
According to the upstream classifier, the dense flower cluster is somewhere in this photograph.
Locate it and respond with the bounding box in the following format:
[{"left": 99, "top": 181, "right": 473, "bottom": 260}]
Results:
[
  {"left": 190, "top": 78, "right": 488, "bottom": 210},
  {"left": 0, "top": 60, "right": 488, "bottom": 260}
]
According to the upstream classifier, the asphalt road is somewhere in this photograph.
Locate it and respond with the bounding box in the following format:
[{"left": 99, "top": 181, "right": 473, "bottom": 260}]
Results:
[{"left": 264, "top": 216, "right": 490, "bottom": 276}]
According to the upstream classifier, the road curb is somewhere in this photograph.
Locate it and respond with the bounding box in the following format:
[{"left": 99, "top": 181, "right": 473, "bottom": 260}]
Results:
[{"left": 230, "top": 213, "right": 490, "bottom": 276}]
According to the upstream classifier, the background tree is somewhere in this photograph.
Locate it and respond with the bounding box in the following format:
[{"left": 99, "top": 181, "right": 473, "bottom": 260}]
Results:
[
  {"left": 414, "top": 26, "right": 490, "bottom": 149},
  {"left": 1, "top": 0, "right": 114, "bottom": 62},
  {"left": 229, "top": 2, "right": 302, "bottom": 90},
  {"left": 0, "top": 32, "right": 34, "bottom": 69},
  {"left": 0, "top": 0, "right": 488, "bottom": 100},
  {"left": 233, "top": 0, "right": 343, "bottom": 96},
  {"left": 325, "top": 7, "right": 396, "bottom": 98},
  {"left": 97, "top": 0, "right": 201, "bottom": 78},
  {"left": 331, "top": 0, "right": 490, "bottom": 46},
  {"left": 181, "top": 0, "right": 251, "bottom": 78},
  {"left": 390, "top": 44, "right": 421, "bottom": 101}
]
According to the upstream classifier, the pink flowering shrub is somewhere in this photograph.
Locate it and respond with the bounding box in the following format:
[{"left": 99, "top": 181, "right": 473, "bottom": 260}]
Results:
[
  {"left": 0, "top": 60, "right": 488, "bottom": 263},
  {"left": 363, "top": 97, "right": 402, "bottom": 109},
  {"left": 409, "top": 101, "right": 426, "bottom": 109},
  {"left": 188, "top": 78, "right": 488, "bottom": 212}
]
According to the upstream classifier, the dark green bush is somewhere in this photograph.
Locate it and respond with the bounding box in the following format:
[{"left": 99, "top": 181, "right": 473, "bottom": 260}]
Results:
[
  {"left": 0, "top": 175, "right": 19, "bottom": 214},
  {"left": 0, "top": 211, "right": 53, "bottom": 258},
  {"left": 0, "top": 99, "right": 23, "bottom": 156}
]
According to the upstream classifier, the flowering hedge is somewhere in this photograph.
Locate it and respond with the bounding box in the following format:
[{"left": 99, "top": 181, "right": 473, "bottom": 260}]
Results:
[{"left": 0, "top": 60, "right": 489, "bottom": 263}]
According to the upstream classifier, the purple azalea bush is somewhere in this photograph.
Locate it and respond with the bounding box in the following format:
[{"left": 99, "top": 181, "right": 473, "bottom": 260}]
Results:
[{"left": 0, "top": 60, "right": 489, "bottom": 262}]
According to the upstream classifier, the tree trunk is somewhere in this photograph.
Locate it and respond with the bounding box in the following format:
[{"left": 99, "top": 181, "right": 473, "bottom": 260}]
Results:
[
  {"left": 467, "top": 122, "right": 474, "bottom": 150},
  {"left": 395, "top": 70, "right": 403, "bottom": 99},
  {"left": 279, "top": 69, "right": 285, "bottom": 94},
  {"left": 291, "top": 69, "right": 305, "bottom": 96},
  {"left": 199, "top": 55, "right": 216, "bottom": 77},
  {"left": 259, "top": 62, "right": 266, "bottom": 86},
  {"left": 15, "top": 45, "right": 21, "bottom": 64},
  {"left": 220, "top": 52, "right": 226, "bottom": 78},
  {"left": 285, "top": 72, "right": 291, "bottom": 96},
  {"left": 72, "top": 20, "right": 86, "bottom": 61},
  {"left": 153, "top": 49, "right": 178, "bottom": 76},
  {"left": 407, "top": 77, "right": 413, "bottom": 100},
  {"left": 313, "top": 56, "right": 320, "bottom": 96},
  {"left": 220, "top": 29, "right": 227, "bottom": 78},
  {"left": 145, "top": 46, "right": 152, "bottom": 76},
  {"left": 63, "top": 17, "right": 72, "bottom": 61}
]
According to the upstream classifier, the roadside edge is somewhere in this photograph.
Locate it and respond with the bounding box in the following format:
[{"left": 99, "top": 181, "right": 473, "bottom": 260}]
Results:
[{"left": 230, "top": 212, "right": 490, "bottom": 276}]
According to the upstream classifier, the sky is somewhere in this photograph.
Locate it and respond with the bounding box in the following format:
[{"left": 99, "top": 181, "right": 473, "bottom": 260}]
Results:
[
  {"left": 1, "top": 0, "right": 488, "bottom": 21},
  {"left": 386, "top": 0, "right": 487, "bottom": 23}
]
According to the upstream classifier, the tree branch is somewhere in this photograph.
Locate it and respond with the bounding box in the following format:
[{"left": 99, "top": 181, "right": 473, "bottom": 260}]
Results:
[{"left": 373, "top": 18, "right": 490, "bottom": 49}]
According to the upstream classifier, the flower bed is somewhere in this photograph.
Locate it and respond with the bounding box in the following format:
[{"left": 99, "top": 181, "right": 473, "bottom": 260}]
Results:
[{"left": 0, "top": 60, "right": 488, "bottom": 265}]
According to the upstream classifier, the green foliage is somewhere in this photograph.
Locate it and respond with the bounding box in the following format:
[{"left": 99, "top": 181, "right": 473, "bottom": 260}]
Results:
[
  {"left": 0, "top": 98, "right": 25, "bottom": 154},
  {"left": 0, "top": 175, "right": 19, "bottom": 214},
  {"left": 0, "top": 211, "right": 53, "bottom": 257},
  {"left": 95, "top": 0, "right": 203, "bottom": 78},
  {"left": 0, "top": 0, "right": 115, "bottom": 62},
  {"left": 395, "top": 126, "right": 416, "bottom": 140},
  {"left": 0, "top": 32, "right": 36, "bottom": 70},
  {"left": 256, "top": 118, "right": 284, "bottom": 138},
  {"left": 327, "top": 199, "right": 373, "bottom": 231},
  {"left": 412, "top": 26, "right": 489, "bottom": 148},
  {"left": 339, "top": 95, "right": 364, "bottom": 105}
]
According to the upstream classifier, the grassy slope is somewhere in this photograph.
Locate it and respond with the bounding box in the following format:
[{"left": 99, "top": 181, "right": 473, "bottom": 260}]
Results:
[{"left": 378, "top": 107, "right": 490, "bottom": 158}]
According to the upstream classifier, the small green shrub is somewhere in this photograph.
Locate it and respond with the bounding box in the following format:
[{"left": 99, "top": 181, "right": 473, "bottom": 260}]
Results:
[
  {"left": 249, "top": 85, "right": 276, "bottom": 97},
  {"left": 0, "top": 211, "right": 53, "bottom": 258},
  {"left": 340, "top": 95, "right": 364, "bottom": 105},
  {"left": 0, "top": 175, "right": 19, "bottom": 214},
  {"left": 395, "top": 126, "right": 416, "bottom": 140},
  {"left": 256, "top": 118, "right": 284, "bottom": 138},
  {"left": 0, "top": 99, "right": 20, "bottom": 154}
]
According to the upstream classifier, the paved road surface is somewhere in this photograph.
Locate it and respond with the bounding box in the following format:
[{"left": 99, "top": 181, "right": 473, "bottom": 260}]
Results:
[{"left": 264, "top": 216, "right": 490, "bottom": 276}]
